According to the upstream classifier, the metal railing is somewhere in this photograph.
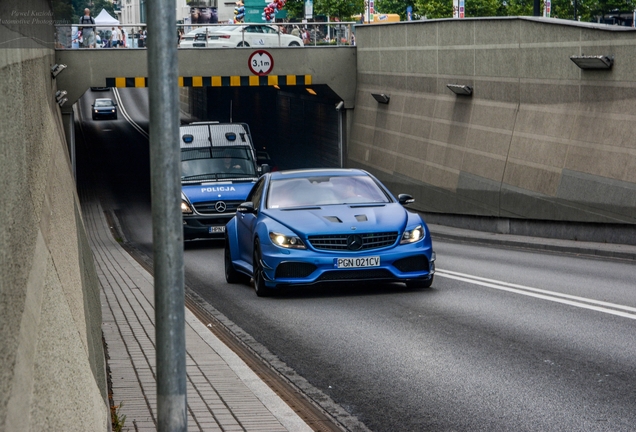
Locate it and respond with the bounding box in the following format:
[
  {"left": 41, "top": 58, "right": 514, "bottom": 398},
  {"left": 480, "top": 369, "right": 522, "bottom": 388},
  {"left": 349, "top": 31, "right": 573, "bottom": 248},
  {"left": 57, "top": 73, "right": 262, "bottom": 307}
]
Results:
[{"left": 54, "top": 22, "right": 357, "bottom": 49}]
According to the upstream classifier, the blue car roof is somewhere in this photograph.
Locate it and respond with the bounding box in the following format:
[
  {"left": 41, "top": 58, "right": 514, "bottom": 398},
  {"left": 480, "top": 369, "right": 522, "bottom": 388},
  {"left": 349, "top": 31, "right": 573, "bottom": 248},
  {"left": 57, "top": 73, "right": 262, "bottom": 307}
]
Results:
[{"left": 269, "top": 168, "right": 369, "bottom": 180}]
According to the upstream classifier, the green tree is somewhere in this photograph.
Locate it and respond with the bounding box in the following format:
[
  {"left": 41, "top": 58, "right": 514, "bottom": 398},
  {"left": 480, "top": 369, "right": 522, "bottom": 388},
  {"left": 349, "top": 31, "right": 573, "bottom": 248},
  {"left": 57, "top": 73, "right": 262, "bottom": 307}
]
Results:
[
  {"left": 284, "top": 0, "right": 306, "bottom": 20},
  {"left": 465, "top": 0, "right": 503, "bottom": 16},
  {"left": 375, "top": 0, "right": 414, "bottom": 19},
  {"left": 52, "top": 0, "right": 75, "bottom": 23},
  {"left": 315, "top": 0, "right": 366, "bottom": 20},
  {"left": 414, "top": 0, "right": 452, "bottom": 19}
]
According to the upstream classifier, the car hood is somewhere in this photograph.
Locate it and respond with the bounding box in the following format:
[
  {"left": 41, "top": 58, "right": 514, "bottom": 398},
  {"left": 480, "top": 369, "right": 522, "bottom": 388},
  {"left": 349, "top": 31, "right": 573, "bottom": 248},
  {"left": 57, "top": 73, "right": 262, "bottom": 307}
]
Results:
[
  {"left": 183, "top": 182, "right": 254, "bottom": 204},
  {"left": 265, "top": 203, "right": 409, "bottom": 234}
]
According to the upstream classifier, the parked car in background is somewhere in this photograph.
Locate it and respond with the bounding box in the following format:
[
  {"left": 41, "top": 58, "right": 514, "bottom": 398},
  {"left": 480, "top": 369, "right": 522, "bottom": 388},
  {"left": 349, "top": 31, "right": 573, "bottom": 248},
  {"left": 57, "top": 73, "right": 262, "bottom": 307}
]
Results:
[
  {"left": 179, "top": 26, "right": 218, "bottom": 48},
  {"left": 91, "top": 98, "right": 117, "bottom": 120},
  {"left": 225, "top": 168, "right": 436, "bottom": 296},
  {"left": 180, "top": 25, "right": 303, "bottom": 48}
]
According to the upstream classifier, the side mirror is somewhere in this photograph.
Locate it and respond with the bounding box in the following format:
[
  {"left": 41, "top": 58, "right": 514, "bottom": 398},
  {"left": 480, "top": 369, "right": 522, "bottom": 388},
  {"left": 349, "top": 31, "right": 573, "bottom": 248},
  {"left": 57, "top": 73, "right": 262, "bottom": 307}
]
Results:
[
  {"left": 259, "top": 164, "right": 271, "bottom": 174},
  {"left": 237, "top": 201, "right": 255, "bottom": 214},
  {"left": 398, "top": 194, "right": 415, "bottom": 205},
  {"left": 113, "top": 101, "right": 117, "bottom": 106}
]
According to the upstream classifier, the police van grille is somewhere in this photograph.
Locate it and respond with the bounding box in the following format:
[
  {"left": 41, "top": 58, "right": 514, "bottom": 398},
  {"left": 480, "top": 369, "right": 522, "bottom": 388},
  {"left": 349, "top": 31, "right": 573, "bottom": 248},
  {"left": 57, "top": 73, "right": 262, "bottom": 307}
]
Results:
[
  {"left": 193, "top": 201, "right": 242, "bottom": 214},
  {"left": 308, "top": 232, "right": 398, "bottom": 251}
]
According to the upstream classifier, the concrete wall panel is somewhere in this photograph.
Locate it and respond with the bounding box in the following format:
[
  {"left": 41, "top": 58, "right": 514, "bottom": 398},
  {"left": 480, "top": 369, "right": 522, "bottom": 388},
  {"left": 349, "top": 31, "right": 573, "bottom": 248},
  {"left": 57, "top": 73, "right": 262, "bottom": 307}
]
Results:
[
  {"left": 351, "top": 17, "right": 636, "bottom": 226},
  {"left": 1, "top": 1, "right": 109, "bottom": 428}
]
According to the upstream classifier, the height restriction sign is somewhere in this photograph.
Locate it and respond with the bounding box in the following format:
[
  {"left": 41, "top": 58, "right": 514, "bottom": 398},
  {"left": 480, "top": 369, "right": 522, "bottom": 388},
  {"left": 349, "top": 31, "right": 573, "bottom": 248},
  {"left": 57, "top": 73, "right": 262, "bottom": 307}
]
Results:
[{"left": 248, "top": 50, "right": 274, "bottom": 76}]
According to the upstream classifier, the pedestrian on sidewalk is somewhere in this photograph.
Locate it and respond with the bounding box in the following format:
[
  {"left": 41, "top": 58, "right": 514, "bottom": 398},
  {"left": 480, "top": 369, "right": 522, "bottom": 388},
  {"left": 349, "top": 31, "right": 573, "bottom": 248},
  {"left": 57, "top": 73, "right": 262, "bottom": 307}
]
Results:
[{"left": 79, "top": 8, "right": 96, "bottom": 48}]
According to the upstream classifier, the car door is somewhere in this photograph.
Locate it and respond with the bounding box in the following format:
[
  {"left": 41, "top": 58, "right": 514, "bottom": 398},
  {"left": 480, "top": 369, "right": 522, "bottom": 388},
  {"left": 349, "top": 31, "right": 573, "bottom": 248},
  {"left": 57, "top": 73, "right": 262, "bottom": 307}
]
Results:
[
  {"left": 260, "top": 25, "right": 278, "bottom": 46},
  {"left": 245, "top": 25, "right": 265, "bottom": 46},
  {"left": 237, "top": 177, "right": 265, "bottom": 264}
]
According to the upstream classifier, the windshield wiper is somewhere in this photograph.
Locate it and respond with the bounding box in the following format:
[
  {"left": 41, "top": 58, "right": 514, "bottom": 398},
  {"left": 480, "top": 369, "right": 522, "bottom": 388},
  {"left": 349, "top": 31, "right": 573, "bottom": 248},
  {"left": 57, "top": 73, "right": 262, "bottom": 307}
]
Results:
[{"left": 181, "top": 173, "right": 219, "bottom": 181}]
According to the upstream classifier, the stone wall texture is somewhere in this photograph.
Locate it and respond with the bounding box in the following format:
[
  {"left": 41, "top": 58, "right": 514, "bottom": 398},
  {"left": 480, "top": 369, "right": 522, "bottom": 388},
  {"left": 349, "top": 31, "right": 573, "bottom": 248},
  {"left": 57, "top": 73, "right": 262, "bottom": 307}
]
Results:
[
  {"left": 349, "top": 17, "right": 636, "bottom": 226},
  {"left": 0, "top": 1, "right": 109, "bottom": 430}
]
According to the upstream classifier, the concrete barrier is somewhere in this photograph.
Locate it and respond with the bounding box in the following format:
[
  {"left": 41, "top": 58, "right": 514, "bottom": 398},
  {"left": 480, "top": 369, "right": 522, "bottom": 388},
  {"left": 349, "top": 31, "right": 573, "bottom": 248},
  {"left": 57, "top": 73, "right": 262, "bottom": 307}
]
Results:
[
  {"left": 349, "top": 17, "right": 636, "bottom": 239},
  {"left": 0, "top": 1, "right": 109, "bottom": 429}
]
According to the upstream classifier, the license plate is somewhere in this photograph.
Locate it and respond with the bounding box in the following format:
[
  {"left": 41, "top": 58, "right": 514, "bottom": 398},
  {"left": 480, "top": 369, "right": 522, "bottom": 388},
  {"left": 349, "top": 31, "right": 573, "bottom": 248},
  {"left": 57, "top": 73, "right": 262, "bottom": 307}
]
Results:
[
  {"left": 335, "top": 256, "right": 380, "bottom": 269},
  {"left": 209, "top": 226, "right": 225, "bottom": 233}
]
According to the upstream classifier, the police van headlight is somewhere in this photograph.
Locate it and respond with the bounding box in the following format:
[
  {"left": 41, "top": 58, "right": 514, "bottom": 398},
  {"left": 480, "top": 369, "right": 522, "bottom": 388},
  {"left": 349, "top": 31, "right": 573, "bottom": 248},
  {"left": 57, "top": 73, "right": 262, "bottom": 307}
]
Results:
[
  {"left": 269, "top": 232, "right": 306, "bottom": 249},
  {"left": 181, "top": 201, "right": 193, "bottom": 215},
  {"left": 400, "top": 225, "right": 424, "bottom": 244}
]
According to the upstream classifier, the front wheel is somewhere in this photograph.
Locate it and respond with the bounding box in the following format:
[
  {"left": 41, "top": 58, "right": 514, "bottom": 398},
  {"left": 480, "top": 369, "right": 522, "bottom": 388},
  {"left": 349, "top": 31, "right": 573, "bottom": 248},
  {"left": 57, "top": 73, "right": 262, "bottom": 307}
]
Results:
[
  {"left": 288, "top": 41, "right": 300, "bottom": 46},
  {"left": 253, "top": 239, "right": 275, "bottom": 297},
  {"left": 406, "top": 275, "right": 434, "bottom": 289}
]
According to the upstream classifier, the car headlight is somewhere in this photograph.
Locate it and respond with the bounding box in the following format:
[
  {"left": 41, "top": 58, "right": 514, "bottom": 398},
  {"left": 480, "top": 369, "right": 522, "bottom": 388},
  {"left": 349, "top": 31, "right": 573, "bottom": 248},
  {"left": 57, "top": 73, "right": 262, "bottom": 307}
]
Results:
[
  {"left": 269, "top": 232, "right": 306, "bottom": 249},
  {"left": 181, "top": 201, "right": 193, "bottom": 214},
  {"left": 400, "top": 225, "right": 424, "bottom": 244}
]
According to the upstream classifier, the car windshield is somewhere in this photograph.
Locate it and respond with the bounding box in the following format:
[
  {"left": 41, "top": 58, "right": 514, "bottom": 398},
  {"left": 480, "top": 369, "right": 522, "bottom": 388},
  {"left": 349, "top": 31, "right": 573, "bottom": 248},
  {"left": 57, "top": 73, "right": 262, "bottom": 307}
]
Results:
[
  {"left": 267, "top": 175, "right": 390, "bottom": 209},
  {"left": 181, "top": 146, "right": 256, "bottom": 182},
  {"left": 94, "top": 99, "right": 113, "bottom": 107}
]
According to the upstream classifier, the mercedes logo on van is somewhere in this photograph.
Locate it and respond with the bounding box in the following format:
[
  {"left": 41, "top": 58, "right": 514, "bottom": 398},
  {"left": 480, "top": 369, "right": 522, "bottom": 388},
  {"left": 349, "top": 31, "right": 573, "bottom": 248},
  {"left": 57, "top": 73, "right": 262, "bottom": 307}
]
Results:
[
  {"left": 347, "top": 234, "right": 363, "bottom": 251},
  {"left": 215, "top": 201, "right": 227, "bottom": 212}
]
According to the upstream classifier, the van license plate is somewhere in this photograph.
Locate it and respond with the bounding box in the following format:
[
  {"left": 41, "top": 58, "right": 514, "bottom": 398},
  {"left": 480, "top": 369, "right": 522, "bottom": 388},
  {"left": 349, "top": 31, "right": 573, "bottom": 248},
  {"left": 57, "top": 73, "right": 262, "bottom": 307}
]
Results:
[
  {"left": 335, "top": 256, "right": 380, "bottom": 268},
  {"left": 209, "top": 226, "right": 225, "bottom": 233}
]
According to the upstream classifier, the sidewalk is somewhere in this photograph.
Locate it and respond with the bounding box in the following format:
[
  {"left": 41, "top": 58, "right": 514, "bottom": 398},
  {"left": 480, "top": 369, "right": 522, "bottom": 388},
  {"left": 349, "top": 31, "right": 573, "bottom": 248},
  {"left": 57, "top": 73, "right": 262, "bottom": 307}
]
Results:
[{"left": 81, "top": 192, "right": 313, "bottom": 432}]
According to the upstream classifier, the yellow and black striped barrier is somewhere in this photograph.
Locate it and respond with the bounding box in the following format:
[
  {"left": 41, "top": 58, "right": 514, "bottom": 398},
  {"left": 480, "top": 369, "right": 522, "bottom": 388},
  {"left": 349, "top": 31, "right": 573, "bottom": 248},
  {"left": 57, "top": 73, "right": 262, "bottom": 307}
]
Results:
[{"left": 104, "top": 75, "right": 312, "bottom": 88}]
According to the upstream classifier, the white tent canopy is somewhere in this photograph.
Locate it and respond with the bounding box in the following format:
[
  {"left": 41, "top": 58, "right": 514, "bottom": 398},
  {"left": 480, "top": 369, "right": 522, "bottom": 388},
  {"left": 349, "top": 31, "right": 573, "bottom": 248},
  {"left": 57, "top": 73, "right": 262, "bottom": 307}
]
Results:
[{"left": 94, "top": 9, "right": 119, "bottom": 30}]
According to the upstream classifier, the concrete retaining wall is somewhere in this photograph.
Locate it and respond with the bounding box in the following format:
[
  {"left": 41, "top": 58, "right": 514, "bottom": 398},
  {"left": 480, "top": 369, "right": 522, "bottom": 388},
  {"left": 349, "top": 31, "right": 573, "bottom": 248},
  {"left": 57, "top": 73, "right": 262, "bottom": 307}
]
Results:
[
  {"left": 349, "top": 17, "right": 636, "bottom": 232},
  {"left": 0, "top": 1, "right": 109, "bottom": 430}
]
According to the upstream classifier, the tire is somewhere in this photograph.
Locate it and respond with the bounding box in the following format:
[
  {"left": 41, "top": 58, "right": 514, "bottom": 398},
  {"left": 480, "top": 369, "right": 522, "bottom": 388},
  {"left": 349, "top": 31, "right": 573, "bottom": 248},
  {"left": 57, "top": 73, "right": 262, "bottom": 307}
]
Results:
[
  {"left": 288, "top": 41, "right": 300, "bottom": 46},
  {"left": 225, "top": 238, "right": 248, "bottom": 284},
  {"left": 237, "top": 41, "right": 250, "bottom": 47},
  {"left": 253, "top": 239, "right": 274, "bottom": 297},
  {"left": 406, "top": 275, "right": 434, "bottom": 289},
  {"left": 113, "top": 113, "right": 118, "bottom": 120}
]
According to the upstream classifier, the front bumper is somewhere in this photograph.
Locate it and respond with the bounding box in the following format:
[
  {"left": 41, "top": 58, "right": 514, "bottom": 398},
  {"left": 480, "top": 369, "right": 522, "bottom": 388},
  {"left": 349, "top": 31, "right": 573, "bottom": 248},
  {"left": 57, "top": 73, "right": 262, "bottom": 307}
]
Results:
[
  {"left": 258, "top": 241, "right": 435, "bottom": 288},
  {"left": 92, "top": 110, "right": 116, "bottom": 119},
  {"left": 183, "top": 214, "right": 233, "bottom": 240}
]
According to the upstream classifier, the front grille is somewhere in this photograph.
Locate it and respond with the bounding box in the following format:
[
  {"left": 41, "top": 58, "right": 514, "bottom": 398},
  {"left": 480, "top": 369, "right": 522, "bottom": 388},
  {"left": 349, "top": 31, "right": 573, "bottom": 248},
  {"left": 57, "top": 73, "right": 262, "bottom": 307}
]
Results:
[
  {"left": 316, "top": 269, "right": 394, "bottom": 281},
  {"left": 308, "top": 232, "right": 398, "bottom": 251},
  {"left": 393, "top": 255, "right": 429, "bottom": 273},
  {"left": 193, "top": 200, "right": 242, "bottom": 214},
  {"left": 275, "top": 262, "right": 317, "bottom": 278}
]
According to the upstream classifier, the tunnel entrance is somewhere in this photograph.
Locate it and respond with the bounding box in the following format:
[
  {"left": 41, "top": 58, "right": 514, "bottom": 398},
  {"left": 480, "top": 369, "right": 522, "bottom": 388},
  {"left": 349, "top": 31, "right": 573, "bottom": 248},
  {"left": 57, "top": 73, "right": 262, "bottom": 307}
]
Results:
[{"left": 187, "top": 85, "right": 343, "bottom": 171}]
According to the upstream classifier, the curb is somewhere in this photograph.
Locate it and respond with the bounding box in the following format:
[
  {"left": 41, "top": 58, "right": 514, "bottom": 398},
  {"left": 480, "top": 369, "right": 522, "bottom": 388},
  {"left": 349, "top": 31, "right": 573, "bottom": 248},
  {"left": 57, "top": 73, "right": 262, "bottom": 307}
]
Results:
[{"left": 429, "top": 226, "right": 636, "bottom": 262}]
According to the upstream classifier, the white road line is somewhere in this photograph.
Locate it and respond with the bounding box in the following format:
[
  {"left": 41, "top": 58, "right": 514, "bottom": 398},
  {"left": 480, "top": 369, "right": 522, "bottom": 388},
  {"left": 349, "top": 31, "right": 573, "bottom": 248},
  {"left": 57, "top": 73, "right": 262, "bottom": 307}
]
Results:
[
  {"left": 112, "top": 88, "right": 149, "bottom": 138},
  {"left": 436, "top": 269, "right": 636, "bottom": 320}
]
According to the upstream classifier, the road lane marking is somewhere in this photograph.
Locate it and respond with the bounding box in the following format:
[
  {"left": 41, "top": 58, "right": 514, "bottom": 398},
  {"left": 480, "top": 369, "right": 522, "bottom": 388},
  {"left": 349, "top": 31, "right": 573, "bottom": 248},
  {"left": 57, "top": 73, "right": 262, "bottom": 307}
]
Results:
[
  {"left": 112, "top": 88, "right": 149, "bottom": 139},
  {"left": 436, "top": 269, "right": 636, "bottom": 320}
]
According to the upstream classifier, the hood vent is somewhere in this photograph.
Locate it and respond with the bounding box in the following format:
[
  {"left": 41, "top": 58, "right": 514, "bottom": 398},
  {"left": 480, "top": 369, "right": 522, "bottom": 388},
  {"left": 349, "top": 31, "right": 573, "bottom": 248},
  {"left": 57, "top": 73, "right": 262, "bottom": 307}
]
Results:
[
  {"left": 324, "top": 216, "right": 342, "bottom": 223},
  {"left": 355, "top": 214, "right": 368, "bottom": 222}
]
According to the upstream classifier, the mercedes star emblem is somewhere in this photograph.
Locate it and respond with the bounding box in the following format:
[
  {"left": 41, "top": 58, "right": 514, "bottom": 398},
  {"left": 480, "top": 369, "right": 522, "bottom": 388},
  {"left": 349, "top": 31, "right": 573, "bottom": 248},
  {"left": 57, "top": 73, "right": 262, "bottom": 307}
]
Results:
[
  {"left": 215, "top": 201, "right": 227, "bottom": 212},
  {"left": 347, "top": 234, "right": 364, "bottom": 251}
]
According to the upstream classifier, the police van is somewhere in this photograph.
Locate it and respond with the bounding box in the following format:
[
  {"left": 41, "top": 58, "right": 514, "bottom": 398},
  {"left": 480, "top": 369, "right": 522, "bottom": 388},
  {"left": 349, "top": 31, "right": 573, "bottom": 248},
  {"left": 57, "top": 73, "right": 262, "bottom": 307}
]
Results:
[{"left": 180, "top": 122, "right": 260, "bottom": 240}]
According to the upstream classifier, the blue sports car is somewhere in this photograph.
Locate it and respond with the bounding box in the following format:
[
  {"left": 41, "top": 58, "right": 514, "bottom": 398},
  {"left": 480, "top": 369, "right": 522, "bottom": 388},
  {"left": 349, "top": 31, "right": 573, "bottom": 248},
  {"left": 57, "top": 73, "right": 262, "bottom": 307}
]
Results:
[{"left": 224, "top": 168, "right": 436, "bottom": 296}]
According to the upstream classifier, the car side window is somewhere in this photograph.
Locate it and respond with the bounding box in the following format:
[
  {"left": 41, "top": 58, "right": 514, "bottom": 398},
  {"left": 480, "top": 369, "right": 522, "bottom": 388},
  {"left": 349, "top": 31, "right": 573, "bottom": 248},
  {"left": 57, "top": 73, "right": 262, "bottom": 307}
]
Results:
[{"left": 247, "top": 178, "right": 265, "bottom": 210}]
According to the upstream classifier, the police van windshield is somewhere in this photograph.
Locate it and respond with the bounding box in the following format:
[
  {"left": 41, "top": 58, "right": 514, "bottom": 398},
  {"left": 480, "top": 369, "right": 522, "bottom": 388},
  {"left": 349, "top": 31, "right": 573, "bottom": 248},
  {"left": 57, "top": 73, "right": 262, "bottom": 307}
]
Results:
[{"left": 181, "top": 147, "right": 256, "bottom": 182}]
